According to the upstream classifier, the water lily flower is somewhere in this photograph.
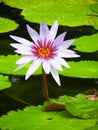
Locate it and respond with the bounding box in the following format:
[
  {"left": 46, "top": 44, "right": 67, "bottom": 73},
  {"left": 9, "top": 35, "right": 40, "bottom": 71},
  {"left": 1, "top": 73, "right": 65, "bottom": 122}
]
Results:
[{"left": 10, "top": 20, "right": 80, "bottom": 86}]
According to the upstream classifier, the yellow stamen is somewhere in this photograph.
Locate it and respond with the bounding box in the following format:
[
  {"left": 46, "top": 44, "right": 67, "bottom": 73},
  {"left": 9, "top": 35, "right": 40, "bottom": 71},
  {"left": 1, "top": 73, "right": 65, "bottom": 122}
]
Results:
[{"left": 39, "top": 47, "right": 50, "bottom": 58}]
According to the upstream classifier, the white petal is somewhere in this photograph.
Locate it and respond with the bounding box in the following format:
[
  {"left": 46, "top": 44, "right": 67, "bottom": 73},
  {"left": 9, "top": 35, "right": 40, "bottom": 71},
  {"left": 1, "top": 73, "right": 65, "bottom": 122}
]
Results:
[
  {"left": 58, "top": 50, "right": 80, "bottom": 58},
  {"left": 10, "top": 43, "right": 31, "bottom": 50},
  {"left": 26, "top": 24, "right": 39, "bottom": 44},
  {"left": 40, "top": 22, "right": 49, "bottom": 42},
  {"left": 14, "top": 63, "right": 27, "bottom": 71},
  {"left": 54, "top": 32, "right": 67, "bottom": 46},
  {"left": 59, "top": 39, "right": 75, "bottom": 49},
  {"left": 49, "top": 58, "right": 63, "bottom": 71},
  {"left": 49, "top": 20, "right": 58, "bottom": 41},
  {"left": 50, "top": 65, "right": 61, "bottom": 86},
  {"left": 42, "top": 60, "right": 50, "bottom": 74},
  {"left": 25, "top": 58, "right": 41, "bottom": 80},
  {"left": 63, "top": 49, "right": 76, "bottom": 53},
  {"left": 57, "top": 57, "right": 70, "bottom": 68},
  {"left": 10, "top": 35, "right": 32, "bottom": 45},
  {"left": 15, "top": 49, "right": 32, "bottom": 55},
  {"left": 16, "top": 56, "right": 33, "bottom": 64}
]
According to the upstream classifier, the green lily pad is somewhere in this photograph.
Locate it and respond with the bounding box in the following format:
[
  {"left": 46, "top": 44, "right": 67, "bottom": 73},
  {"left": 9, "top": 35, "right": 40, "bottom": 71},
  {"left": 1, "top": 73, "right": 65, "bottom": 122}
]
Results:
[
  {"left": 0, "top": 55, "right": 98, "bottom": 79},
  {"left": 3, "top": 0, "right": 41, "bottom": 9},
  {"left": 60, "top": 61, "right": 98, "bottom": 78},
  {"left": 0, "top": 55, "right": 42, "bottom": 75},
  {"left": 90, "top": 3, "right": 98, "bottom": 13},
  {"left": 90, "top": 124, "right": 98, "bottom": 130},
  {"left": 0, "top": 75, "right": 11, "bottom": 90},
  {"left": 62, "top": 94, "right": 98, "bottom": 119},
  {"left": 73, "top": 33, "right": 98, "bottom": 52},
  {"left": 3, "top": 0, "right": 98, "bottom": 29},
  {"left": 0, "top": 106, "right": 97, "bottom": 130},
  {"left": 0, "top": 17, "right": 19, "bottom": 33}
]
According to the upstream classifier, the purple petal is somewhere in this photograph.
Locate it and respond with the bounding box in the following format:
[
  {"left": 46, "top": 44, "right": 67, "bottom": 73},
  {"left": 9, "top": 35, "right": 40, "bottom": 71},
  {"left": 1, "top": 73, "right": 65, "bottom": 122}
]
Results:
[
  {"left": 59, "top": 39, "right": 75, "bottom": 49},
  {"left": 10, "top": 35, "right": 32, "bottom": 45},
  {"left": 49, "top": 20, "right": 58, "bottom": 41},
  {"left": 26, "top": 24, "right": 39, "bottom": 44},
  {"left": 54, "top": 32, "right": 67, "bottom": 46},
  {"left": 25, "top": 58, "right": 41, "bottom": 80},
  {"left": 40, "top": 24, "right": 45, "bottom": 42},
  {"left": 50, "top": 65, "right": 61, "bottom": 86},
  {"left": 40, "top": 22, "right": 49, "bottom": 42}
]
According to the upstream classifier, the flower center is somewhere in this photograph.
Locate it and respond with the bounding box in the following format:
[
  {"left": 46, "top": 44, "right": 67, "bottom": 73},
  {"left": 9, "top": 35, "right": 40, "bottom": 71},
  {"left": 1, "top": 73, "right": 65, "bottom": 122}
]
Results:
[{"left": 38, "top": 47, "right": 50, "bottom": 58}]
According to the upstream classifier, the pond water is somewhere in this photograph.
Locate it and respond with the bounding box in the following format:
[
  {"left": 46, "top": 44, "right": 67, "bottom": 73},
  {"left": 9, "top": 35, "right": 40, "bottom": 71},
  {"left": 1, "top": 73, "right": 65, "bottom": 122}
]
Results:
[{"left": 0, "top": 2, "right": 98, "bottom": 116}]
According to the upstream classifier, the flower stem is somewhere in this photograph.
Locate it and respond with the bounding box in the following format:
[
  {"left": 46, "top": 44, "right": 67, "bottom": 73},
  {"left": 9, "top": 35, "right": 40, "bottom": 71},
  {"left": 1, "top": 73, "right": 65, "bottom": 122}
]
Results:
[{"left": 42, "top": 68, "right": 50, "bottom": 100}]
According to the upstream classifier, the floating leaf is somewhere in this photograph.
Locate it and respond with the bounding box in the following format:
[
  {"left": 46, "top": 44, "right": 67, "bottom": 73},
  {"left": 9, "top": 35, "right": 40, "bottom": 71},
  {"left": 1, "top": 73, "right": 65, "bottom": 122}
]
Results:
[
  {"left": 60, "top": 61, "right": 98, "bottom": 78},
  {"left": 0, "top": 106, "right": 97, "bottom": 130},
  {"left": 3, "top": 0, "right": 98, "bottom": 28},
  {"left": 61, "top": 94, "right": 98, "bottom": 119},
  {"left": 21, "top": 0, "right": 98, "bottom": 29},
  {"left": 3, "top": 0, "right": 41, "bottom": 9},
  {"left": 0, "top": 75, "right": 11, "bottom": 90},
  {"left": 0, "top": 17, "right": 19, "bottom": 33},
  {"left": 73, "top": 33, "right": 98, "bottom": 52},
  {"left": 0, "top": 55, "right": 98, "bottom": 78},
  {"left": 0, "top": 55, "right": 42, "bottom": 75},
  {"left": 90, "top": 124, "right": 98, "bottom": 130},
  {"left": 90, "top": 3, "right": 98, "bottom": 13}
]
